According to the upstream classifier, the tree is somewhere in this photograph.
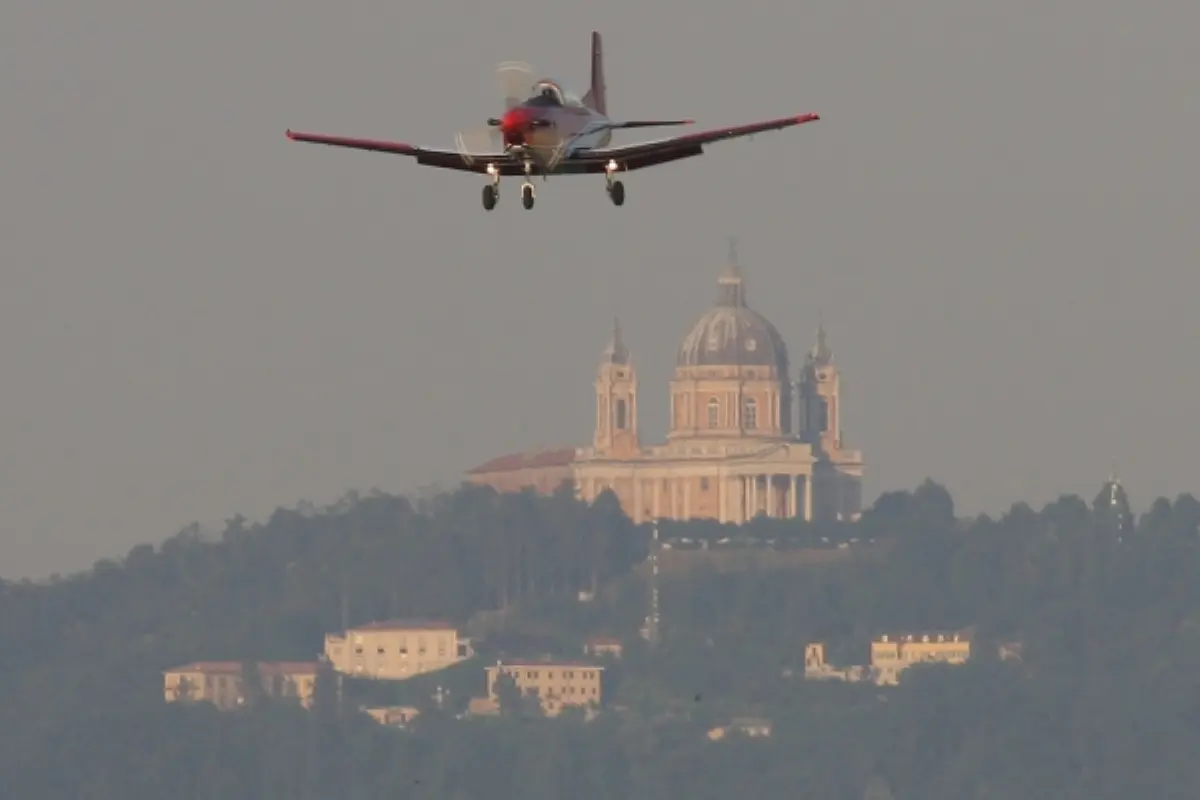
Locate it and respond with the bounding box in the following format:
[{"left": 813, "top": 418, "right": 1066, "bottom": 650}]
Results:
[
  {"left": 239, "top": 661, "right": 267, "bottom": 709},
  {"left": 493, "top": 672, "right": 526, "bottom": 717}
]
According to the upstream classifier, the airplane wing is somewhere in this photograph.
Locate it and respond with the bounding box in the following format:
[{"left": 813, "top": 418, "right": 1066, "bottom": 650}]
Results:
[
  {"left": 286, "top": 111, "right": 817, "bottom": 176},
  {"left": 563, "top": 112, "right": 820, "bottom": 173},
  {"left": 609, "top": 119, "right": 695, "bottom": 129},
  {"left": 284, "top": 130, "right": 528, "bottom": 175}
]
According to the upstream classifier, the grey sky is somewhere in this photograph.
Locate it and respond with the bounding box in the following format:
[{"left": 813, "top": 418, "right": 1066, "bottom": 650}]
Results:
[{"left": 1, "top": 2, "right": 1197, "bottom": 578}]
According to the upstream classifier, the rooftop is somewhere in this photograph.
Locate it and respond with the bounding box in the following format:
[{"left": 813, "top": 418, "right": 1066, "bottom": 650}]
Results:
[
  {"left": 875, "top": 628, "right": 974, "bottom": 644},
  {"left": 164, "top": 661, "right": 319, "bottom": 676},
  {"left": 349, "top": 619, "right": 458, "bottom": 632},
  {"left": 489, "top": 660, "right": 605, "bottom": 670},
  {"left": 467, "top": 447, "right": 578, "bottom": 474}
]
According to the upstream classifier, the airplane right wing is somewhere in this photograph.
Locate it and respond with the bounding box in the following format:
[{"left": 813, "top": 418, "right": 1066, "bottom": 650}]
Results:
[
  {"left": 285, "top": 130, "right": 530, "bottom": 175},
  {"left": 565, "top": 112, "right": 820, "bottom": 173}
]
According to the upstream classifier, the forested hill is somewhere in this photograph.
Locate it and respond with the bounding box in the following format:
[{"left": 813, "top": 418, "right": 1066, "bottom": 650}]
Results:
[{"left": 3, "top": 479, "right": 1200, "bottom": 798}]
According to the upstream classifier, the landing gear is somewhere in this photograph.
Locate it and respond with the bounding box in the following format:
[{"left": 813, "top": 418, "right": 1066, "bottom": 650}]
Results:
[
  {"left": 604, "top": 159, "right": 625, "bottom": 206},
  {"left": 608, "top": 180, "right": 625, "bottom": 206},
  {"left": 521, "top": 158, "right": 535, "bottom": 210},
  {"left": 482, "top": 163, "right": 500, "bottom": 211}
]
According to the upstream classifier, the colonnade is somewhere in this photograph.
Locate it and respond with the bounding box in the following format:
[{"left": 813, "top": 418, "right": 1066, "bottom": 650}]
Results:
[{"left": 587, "top": 472, "right": 814, "bottom": 525}]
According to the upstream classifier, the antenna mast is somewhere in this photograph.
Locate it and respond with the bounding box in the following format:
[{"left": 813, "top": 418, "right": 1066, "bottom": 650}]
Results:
[{"left": 642, "top": 520, "right": 662, "bottom": 646}]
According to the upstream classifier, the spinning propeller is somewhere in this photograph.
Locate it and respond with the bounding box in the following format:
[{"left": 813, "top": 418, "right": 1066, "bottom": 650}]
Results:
[{"left": 453, "top": 61, "right": 554, "bottom": 167}]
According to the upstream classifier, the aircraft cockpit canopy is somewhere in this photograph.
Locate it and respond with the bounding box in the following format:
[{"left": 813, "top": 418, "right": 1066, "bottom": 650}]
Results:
[{"left": 528, "top": 80, "right": 585, "bottom": 108}]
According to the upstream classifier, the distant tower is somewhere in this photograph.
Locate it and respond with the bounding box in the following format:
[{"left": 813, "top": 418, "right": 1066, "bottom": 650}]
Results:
[
  {"left": 593, "top": 318, "right": 640, "bottom": 458},
  {"left": 1094, "top": 469, "right": 1133, "bottom": 537},
  {"left": 798, "top": 323, "right": 841, "bottom": 453}
]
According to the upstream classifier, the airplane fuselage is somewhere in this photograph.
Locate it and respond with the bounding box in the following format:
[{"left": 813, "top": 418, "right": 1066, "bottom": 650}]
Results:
[{"left": 496, "top": 95, "right": 613, "bottom": 172}]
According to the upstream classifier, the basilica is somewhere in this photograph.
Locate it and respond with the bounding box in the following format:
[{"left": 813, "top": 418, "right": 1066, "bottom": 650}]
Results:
[{"left": 466, "top": 256, "right": 864, "bottom": 524}]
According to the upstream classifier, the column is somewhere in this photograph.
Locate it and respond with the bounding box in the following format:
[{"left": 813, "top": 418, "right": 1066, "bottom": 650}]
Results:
[
  {"left": 750, "top": 476, "right": 758, "bottom": 518},
  {"left": 633, "top": 478, "right": 643, "bottom": 524},
  {"left": 789, "top": 476, "right": 798, "bottom": 518},
  {"left": 729, "top": 474, "right": 739, "bottom": 525},
  {"left": 718, "top": 476, "right": 728, "bottom": 523},
  {"left": 804, "top": 475, "right": 813, "bottom": 521},
  {"left": 766, "top": 476, "right": 775, "bottom": 519},
  {"left": 652, "top": 479, "right": 661, "bottom": 519},
  {"left": 682, "top": 480, "right": 691, "bottom": 521}
]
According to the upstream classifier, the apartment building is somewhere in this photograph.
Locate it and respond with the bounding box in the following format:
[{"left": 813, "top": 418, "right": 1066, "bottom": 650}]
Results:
[
  {"left": 870, "top": 629, "right": 972, "bottom": 685},
  {"left": 162, "top": 661, "right": 318, "bottom": 710},
  {"left": 484, "top": 660, "right": 604, "bottom": 716},
  {"left": 324, "top": 618, "right": 473, "bottom": 680}
]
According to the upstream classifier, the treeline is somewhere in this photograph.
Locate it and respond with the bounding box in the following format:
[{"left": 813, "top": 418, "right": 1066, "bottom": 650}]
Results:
[{"left": 2, "top": 478, "right": 1200, "bottom": 797}]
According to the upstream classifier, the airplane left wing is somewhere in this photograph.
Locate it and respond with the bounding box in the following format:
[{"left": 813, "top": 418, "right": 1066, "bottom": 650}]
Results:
[
  {"left": 285, "top": 130, "right": 527, "bottom": 175},
  {"left": 609, "top": 119, "right": 695, "bottom": 129},
  {"left": 563, "top": 112, "right": 820, "bottom": 173}
]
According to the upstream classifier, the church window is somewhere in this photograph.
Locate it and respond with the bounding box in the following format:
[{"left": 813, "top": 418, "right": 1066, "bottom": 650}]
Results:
[
  {"left": 707, "top": 397, "right": 720, "bottom": 428},
  {"left": 743, "top": 398, "right": 758, "bottom": 429},
  {"left": 615, "top": 398, "right": 627, "bottom": 430}
]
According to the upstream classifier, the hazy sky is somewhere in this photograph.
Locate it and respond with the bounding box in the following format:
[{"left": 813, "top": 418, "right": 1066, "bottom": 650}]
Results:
[{"left": 2, "top": 2, "right": 1197, "bottom": 578}]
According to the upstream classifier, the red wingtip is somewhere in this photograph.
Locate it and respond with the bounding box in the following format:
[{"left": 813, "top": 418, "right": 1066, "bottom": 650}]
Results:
[
  {"left": 806, "top": 113, "right": 821, "bottom": 121},
  {"left": 286, "top": 129, "right": 296, "bottom": 140}
]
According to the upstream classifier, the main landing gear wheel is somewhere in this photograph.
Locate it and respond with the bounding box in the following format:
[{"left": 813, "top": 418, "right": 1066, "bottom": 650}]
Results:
[
  {"left": 521, "top": 182, "right": 535, "bottom": 210},
  {"left": 482, "top": 184, "right": 497, "bottom": 211},
  {"left": 608, "top": 180, "right": 625, "bottom": 206}
]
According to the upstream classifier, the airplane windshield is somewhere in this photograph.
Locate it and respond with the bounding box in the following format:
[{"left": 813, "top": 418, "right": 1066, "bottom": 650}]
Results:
[{"left": 528, "top": 80, "right": 583, "bottom": 108}]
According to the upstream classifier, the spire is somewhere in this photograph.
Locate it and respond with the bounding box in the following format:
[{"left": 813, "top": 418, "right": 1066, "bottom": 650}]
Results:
[
  {"left": 716, "top": 235, "right": 746, "bottom": 307},
  {"left": 809, "top": 321, "right": 833, "bottom": 365},
  {"left": 601, "top": 316, "right": 629, "bottom": 364}
]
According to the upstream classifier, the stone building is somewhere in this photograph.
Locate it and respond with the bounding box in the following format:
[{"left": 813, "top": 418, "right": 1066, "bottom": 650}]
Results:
[{"left": 467, "top": 254, "right": 864, "bottom": 523}]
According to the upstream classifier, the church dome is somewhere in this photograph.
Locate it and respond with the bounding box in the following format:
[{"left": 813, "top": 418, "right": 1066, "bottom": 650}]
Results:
[{"left": 676, "top": 262, "right": 789, "bottom": 376}]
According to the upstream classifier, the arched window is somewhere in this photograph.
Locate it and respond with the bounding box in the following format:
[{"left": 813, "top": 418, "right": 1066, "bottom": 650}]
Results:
[
  {"left": 743, "top": 397, "right": 757, "bottom": 429},
  {"left": 707, "top": 397, "right": 720, "bottom": 428},
  {"left": 615, "top": 398, "right": 627, "bottom": 430}
]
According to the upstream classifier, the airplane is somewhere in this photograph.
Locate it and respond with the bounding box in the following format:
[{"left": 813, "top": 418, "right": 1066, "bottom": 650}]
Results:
[{"left": 285, "top": 32, "right": 820, "bottom": 211}]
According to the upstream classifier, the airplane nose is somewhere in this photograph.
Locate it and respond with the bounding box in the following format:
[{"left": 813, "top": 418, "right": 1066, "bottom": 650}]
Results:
[{"left": 501, "top": 108, "right": 530, "bottom": 134}]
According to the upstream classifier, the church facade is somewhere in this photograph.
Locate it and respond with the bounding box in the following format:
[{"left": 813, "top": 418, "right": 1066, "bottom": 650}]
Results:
[{"left": 466, "top": 258, "right": 864, "bottom": 524}]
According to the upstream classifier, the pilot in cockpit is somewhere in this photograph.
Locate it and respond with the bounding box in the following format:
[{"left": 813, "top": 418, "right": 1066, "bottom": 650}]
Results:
[{"left": 539, "top": 86, "right": 559, "bottom": 104}]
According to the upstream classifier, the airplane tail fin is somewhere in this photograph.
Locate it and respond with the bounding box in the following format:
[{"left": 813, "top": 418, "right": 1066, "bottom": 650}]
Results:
[{"left": 581, "top": 31, "right": 607, "bottom": 116}]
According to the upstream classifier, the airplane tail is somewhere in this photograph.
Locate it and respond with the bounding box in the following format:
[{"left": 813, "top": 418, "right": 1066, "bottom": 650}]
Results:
[{"left": 581, "top": 31, "right": 606, "bottom": 116}]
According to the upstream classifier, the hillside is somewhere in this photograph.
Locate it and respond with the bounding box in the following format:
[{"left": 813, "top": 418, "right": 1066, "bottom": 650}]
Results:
[{"left": 1, "top": 479, "right": 1199, "bottom": 798}]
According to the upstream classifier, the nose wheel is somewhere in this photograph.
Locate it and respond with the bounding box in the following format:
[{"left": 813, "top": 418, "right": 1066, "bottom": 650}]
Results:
[{"left": 521, "top": 182, "right": 535, "bottom": 210}]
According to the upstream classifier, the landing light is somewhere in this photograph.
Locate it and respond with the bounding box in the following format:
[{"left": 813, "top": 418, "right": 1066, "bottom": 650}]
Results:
[
  {"left": 606, "top": 159, "right": 618, "bottom": 172},
  {"left": 486, "top": 163, "right": 498, "bottom": 176}
]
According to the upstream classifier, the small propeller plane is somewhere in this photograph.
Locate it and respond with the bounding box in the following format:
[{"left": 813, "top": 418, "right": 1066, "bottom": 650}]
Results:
[{"left": 285, "top": 32, "right": 819, "bottom": 211}]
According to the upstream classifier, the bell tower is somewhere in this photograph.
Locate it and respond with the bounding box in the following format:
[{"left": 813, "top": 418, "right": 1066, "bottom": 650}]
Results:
[
  {"left": 798, "top": 323, "right": 841, "bottom": 453},
  {"left": 594, "top": 318, "right": 640, "bottom": 458}
]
